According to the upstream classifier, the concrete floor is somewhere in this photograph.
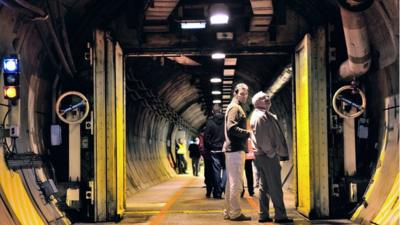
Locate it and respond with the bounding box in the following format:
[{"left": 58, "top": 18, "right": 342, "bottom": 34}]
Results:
[{"left": 76, "top": 174, "right": 358, "bottom": 225}]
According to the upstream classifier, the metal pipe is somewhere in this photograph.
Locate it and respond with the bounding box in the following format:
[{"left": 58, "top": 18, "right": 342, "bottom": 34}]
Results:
[
  {"left": 0, "top": 0, "right": 35, "bottom": 16},
  {"left": 57, "top": 1, "right": 77, "bottom": 73},
  {"left": 14, "top": 0, "right": 46, "bottom": 17},
  {"left": 338, "top": 6, "right": 371, "bottom": 79},
  {"left": 44, "top": 20, "right": 74, "bottom": 77}
]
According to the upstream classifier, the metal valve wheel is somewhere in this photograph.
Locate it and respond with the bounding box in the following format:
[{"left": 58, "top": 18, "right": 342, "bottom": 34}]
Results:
[
  {"left": 56, "top": 91, "right": 90, "bottom": 124},
  {"left": 332, "top": 85, "right": 366, "bottom": 119}
]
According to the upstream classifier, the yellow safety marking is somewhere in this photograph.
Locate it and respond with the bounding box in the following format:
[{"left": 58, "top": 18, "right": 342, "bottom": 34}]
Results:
[
  {"left": 371, "top": 173, "right": 399, "bottom": 225},
  {"left": 351, "top": 117, "right": 389, "bottom": 219},
  {"left": 115, "top": 42, "right": 126, "bottom": 217},
  {"left": 126, "top": 209, "right": 255, "bottom": 215},
  {"left": 246, "top": 196, "right": 259, "bottom": 211},
  {"left": 148, "top": 178, "right": 195, "bottom": 225},
  {"left": 295, "top": 34, "right": 312, "bottom": 215},
  {"left": 0, "top": 150, "right": 46, "bottom": 225}
]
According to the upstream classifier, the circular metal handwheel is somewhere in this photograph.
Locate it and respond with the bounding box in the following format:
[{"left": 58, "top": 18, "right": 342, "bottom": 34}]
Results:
[
  {"left": 56, "top": 91, "right": 90, "bottom": 124},
  {"left": 332, "top": 85, "right": 366, "bottom": 119}
]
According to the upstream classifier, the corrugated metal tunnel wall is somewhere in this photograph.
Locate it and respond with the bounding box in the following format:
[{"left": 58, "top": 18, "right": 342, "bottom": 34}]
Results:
[{"left": 126, "top": 104, "right": 176, "bottom": 196}]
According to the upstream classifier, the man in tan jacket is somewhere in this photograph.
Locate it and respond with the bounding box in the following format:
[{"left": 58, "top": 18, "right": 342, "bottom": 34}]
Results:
[
  {"left": 223, "top": 83, "right": 252, "bottom": 221},
  {"left": 250, "top": 91, "right": 293, "bottom": 224}
]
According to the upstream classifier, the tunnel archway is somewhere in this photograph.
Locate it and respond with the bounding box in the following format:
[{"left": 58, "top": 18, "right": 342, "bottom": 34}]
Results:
[{"left": 0, "top": 0, "right": 398, "bottom": 224}]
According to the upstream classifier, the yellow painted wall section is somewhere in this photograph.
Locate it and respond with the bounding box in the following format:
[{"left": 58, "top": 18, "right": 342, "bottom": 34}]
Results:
[
  {"left": 351, "top": 95, "right": 399, "bottom": 224},
  {"left": 372, "top": 174, "right": 399, "bottom": 225},
  {"left": 115, "top": 42, "right": 126, "bottom": 216},
  {"left": 0, "top": 150, "right": 46, "bottom": 225},
  {"left": 295, "top": 34, "right": 312, "bottom": 216}
]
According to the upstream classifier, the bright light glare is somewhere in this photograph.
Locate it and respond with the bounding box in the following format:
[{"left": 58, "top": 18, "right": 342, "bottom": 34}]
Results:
[
  {"left": 210, "top": 14, "right": 229, "bottom": 24},
  {"left": 212, "top": 90, "right": 221, "bottom": 95},
  {"left": 210, "top": 78, "right": 222, "bottom": 83},
  {"left": 211, "top": 52, "right": 225, "bottom": 59},
  {"left": 181, "top": 22, "right": 206, "bottom": 29},
  {"left": 3, "top": 59, "right": 18, "bottom": 73},
  {"left": 213, "top": 99, "right": 222, "bottom": 104}
]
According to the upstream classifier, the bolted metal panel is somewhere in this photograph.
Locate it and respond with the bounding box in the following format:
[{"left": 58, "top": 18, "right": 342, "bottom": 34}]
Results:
[
  {"left": 93, "top": 29, "right": 108, "bottom": 221},
  {"left": 294, "top": 29, "right": 329, "bottom": 218},
  {"left": 295, "top": 33, "right": 312, "bottom": 216},
  {"left": 310, "top": 28, "right": 329, "bottom": 217},
  {"left": 115, "top": 42, "right": 126, "bottom": 217},
  {"left": 94, "top": 30, "right": 127, "bottom": 221},
  {"left": 105, "top": 33, "right": 117, "bottom": 220}
]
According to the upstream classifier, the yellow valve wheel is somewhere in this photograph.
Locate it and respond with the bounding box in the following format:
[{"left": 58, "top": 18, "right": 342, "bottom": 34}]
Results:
[
  {"left": 332, "top": 85, "right": 366, "bottom": 119},
  {"left": 56, "top": 91, "right": 90, "bottom": 124}
]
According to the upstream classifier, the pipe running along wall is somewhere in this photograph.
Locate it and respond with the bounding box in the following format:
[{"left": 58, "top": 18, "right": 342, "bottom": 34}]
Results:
[{"left": 338, "top": 5, "right": 371, "bottom": 79}]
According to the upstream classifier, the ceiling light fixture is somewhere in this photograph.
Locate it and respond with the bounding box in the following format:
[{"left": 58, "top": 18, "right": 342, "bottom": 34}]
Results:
[
  {"left": 181, "top": 20, "right": 206, "bottom": 29},
  {"left": 213, "top": 99, "right": 222, "bottom": 104},
  {"left": 210, "top": 3, "right": 229, "bottom": 25},
  {"left": 212, "top": 90, "right": 221, "bottom": 95},
  {"left": 210, "top": 77, "right": 222, "bottom": 83},
  {"left": 211, "top": 52, "right": 225, "bottom": 59}
]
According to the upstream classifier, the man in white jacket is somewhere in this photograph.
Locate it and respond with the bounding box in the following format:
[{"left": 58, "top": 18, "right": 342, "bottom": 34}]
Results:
[{"left": 250, "top": 92, "right": 293, "bottom": 224}]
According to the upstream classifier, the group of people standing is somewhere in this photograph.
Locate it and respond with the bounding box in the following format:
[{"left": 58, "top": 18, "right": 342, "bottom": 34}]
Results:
[{"left": 176, "top": 83, "right": 293, "bottom": 223}]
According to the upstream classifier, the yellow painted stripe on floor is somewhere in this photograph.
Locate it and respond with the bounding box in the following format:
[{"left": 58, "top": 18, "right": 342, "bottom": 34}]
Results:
[
  {"left": 148, "top": 178, "right": 195, "bottom": 225},
  {"left": 126, "top": 209, "right": 256, "bottom": 215},
  {"left": 246, "top": 196, "right": 259, "bottom": 211}
]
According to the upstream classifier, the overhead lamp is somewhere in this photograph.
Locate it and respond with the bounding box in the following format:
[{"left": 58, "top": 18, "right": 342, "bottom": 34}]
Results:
[
  {"left": 213, "top": 99, "right": 222, "bottom": 104},
  {"left": 224, "top": 69, "right": 235, "bottom": 76},
  {"left": 181, "top": 20, "right": 206, "bottom": 29},
  {"left": 210, "top": 3, "right": 229, "bottom": 25},
  {"left": 223, "top": 80, "right": 233, "bottom": 84},
  {"left": 210, "top": 77, "right": 222, "bottom": 83},
  {"left": 211, "top": 52, "right": 225, "bottom": 59},
  {"left": 211, "top": 90, "right": 221, "bottom": 95}
]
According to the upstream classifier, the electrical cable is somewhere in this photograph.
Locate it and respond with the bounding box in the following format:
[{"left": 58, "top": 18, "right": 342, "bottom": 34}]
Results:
[{"left": 2, "top": 107, "right": 12, "bottom": 153}]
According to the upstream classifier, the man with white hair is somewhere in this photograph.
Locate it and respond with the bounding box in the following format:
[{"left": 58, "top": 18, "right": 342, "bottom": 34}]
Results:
[{"left": 250, "top": 91, "right": 293, "bottom": 224}]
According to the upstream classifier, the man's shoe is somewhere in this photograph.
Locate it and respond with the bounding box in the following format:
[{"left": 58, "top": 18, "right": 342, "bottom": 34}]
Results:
[
  {"left": 258, "top": 217, "right": 273, "bottom": 223},
  {"left": 223, "top": 215, "right": 230, "bottom": 220},
  {"left": 213, "top": 196, "right": 223, "bottom": 199},
  {"left": 230, "top": 214, "right": 251, "bottom": 221},
  {"left": 274, "top": 218, "right": 293, "bottom": 223}
]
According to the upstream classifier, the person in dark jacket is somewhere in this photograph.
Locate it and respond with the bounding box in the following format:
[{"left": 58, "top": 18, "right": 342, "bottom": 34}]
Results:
[
  {"left": 222, "top": 83, "right": 253, "bottom": 221},
  {"left": 204, "top": 104, "right": 226, "bottom": 199},
  {"left": 199, "top": 128, "right": 214, "bottom": 198},
  {"left": 189, "top": 138, "right": 201, "bottom": 176}
]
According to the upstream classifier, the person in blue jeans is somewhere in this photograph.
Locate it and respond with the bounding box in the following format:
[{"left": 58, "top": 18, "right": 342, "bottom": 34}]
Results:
[{"left": 205, "top": 104, "right": 226, "bottom": 199}]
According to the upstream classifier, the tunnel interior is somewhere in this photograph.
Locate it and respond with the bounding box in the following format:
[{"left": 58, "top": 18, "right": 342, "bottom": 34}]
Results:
[{"left": 0, "top": 0, "right": 398, "bottom": 224}]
